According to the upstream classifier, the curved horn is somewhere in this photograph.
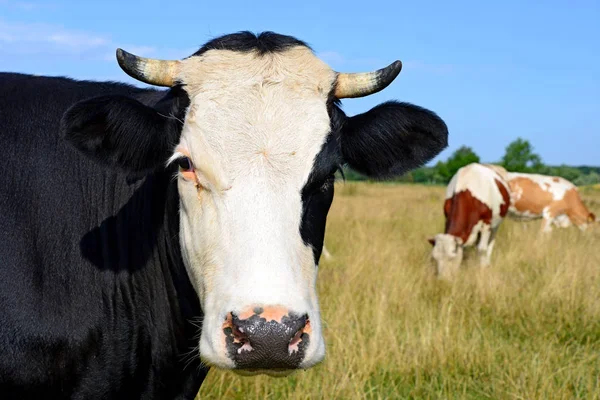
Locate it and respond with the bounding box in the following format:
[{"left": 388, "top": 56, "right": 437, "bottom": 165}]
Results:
[
  {"left": 334, "top": 60, "right": 402, "bottom": 99},
  {"left": 116, "top": 49, "right": 180, "bottom": 87}
]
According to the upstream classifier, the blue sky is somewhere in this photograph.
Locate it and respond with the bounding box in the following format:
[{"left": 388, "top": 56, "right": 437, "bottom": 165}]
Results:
[{"left": 1, "top": 0, "right": 598, "bottom": 166}]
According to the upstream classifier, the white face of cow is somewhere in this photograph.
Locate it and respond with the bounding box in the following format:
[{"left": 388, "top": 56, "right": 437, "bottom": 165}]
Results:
[
  {"left": 430, "top": 233, "right": 464, "bottom": 279},
  {"left": 170, "top": 47, "right": 336, "bottom": 372}
]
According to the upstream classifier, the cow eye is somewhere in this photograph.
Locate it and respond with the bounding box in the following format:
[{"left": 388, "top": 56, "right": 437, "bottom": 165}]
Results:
[{"left": 176, "top": 156, "right": 194, "bottom": 172}]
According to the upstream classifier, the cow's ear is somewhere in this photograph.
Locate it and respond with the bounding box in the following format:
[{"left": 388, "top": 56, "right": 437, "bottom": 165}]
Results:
[
  {"left": 428, "top": 237, "right": 436, "bottom": 246},
  {"left": 60, "top": 89, "right": 187, "bottom": 174},
  {"left": 340, "top": 101, "right": 448, "bottom": 179}
]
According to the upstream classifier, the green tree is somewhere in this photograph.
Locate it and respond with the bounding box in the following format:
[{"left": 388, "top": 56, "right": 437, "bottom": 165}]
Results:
[
  {"left": 412, "top": 167, "right": 438, "bottom": 184},
  {"left": 433, "top": 160, "right": 450, "bottom": 182},
  {"left": 574, "top": 171, "right": 600, "bottom": 186},
  {"left": 435, "top": 146, "right": 480, "bottom": 182},
  {"left": 446, "top": 146, "right": 480, "bottom": 177},
  {"left": 545, "top": 165, "right": 582, "bottom": 182},
  {"left": 501, "top": 138, "right": 543, "bottom": 172}
]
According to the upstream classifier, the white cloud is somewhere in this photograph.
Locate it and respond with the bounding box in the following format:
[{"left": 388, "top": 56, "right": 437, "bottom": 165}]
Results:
[
  {"left": 0, "top": 18, "right": 192, "bottom": 63},
  {"left": 0, "top": 19, "right": 109, "bottom": 56},
  {"left": 48, "top": 33, "right": 107, "bottom": 48}
]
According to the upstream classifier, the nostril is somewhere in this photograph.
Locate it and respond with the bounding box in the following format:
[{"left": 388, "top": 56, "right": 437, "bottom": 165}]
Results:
[
  {"left": 287, "top": 315, "right": 310, "bottom": 355},
  {"left": 224, "top": 312, "right": 254, "bottom": 354},
  {"left": 232, "top": 320, "right": 253, "bottom": 354},
  {"left": 224, "top": 308, "right": 312, "bottom": 368},
  {"left": 231, "top": 320, "right": 246, "bottom": 341}
]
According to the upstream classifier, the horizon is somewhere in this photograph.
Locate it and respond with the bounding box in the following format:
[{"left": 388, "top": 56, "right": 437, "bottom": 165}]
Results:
[{"left": 1, "top": 0, "right": 598, "bottom": 166}]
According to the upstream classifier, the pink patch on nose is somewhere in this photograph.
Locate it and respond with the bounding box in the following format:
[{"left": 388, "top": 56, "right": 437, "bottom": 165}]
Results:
[{"left": 237, "top": 305, "right": 290, "bottom": 323}]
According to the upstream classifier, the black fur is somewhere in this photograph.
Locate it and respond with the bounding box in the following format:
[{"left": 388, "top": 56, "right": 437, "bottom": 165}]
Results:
[
  {"left": 191, "top": 31, "right": 310, "bottom": 57},
  {"left": 340, "top": 101, "right": 448, "bottom": 179},
  {"left": 0, "top": 73, "right": 204, "bottom": 400},
  {"left": 299, "top": 100, "right": 344, "bottom": 263},
  {"left": 61, "top": 86, "right": 189, "bottom": 174},
  {"left": 299, "top": 133, "right": 342, "bottom": 263}
]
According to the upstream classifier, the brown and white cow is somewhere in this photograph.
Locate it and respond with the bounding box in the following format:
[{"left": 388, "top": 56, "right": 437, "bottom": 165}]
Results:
[
  {"left": 485, "top": 164, "right": 596, "bottom": 232},
  {"left": 503, "top": 171, "right": 595, "bottom": 232},
  {"left": 428, "top": 163, "right": 510, "bottom": 278}
]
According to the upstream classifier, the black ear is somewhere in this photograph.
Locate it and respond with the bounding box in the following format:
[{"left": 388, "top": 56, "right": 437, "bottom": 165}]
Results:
[
  {"left": 340, "top": 101, "right": 448, "bottom": 179},
  {"left": 60, "top": 88, "right": 188, "bottom": 174}
]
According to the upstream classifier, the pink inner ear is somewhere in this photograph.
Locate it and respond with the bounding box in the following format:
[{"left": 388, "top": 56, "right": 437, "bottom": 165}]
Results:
[{"left": 427, "top": 238, "right": 435, "bottom": 246}]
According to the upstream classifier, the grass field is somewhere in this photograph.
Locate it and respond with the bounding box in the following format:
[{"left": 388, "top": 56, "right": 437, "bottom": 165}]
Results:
[{"left": 197, "top": 182, "right": 600, "bottom": 399}]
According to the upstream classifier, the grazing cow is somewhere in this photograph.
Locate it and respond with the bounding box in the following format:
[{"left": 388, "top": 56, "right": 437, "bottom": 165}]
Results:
[
  {"left": 485, "top": 165, "right": 596, "bottom": 232},
  {"left": 428, "top": 163, "right": 510, "bottom": 278},
  {"left": 0, "top": 31, "right": 448, "bottom": 398}
]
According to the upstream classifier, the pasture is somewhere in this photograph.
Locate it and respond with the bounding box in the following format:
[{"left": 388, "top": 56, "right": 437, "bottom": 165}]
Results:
[{"left": 198, "top": 182, "right": 600, "bottom": 399}]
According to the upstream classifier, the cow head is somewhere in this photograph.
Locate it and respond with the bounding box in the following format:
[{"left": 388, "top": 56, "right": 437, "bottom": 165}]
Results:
[
  {"left": 577, "top": 212, "right": 597, "bottom": 231},
  {"left": 61, "top": 32, "right": 448, "bottom": 375},
  {"left": 429, "top": 233, "right": 463, "bottom": 278}
]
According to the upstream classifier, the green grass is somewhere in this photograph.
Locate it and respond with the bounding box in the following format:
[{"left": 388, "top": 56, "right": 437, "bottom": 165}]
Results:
[{"left": 197, "top": 182, "right": 600, "bottom": 399}]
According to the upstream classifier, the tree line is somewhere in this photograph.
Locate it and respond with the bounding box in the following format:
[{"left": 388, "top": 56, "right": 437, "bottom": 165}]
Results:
[{"left": 341, "top": 138, "right": 600, "bottom": 186}]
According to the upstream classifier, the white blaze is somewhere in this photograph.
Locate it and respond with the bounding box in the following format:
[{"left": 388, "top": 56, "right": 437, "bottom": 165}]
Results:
[{"left": 170, "top": 47, "right": 336, "bottom": 369}]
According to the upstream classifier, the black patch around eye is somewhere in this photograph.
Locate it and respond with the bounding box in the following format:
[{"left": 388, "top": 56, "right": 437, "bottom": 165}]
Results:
[
  {"left": 300, "top": 144, "right": 342, "bottom": 263},
  {"left": 300, "top": 176, "right": 335, "bottom": 264},
  {"left": 298, "top": 98, "right": 345, "bottom": 264},
  {"left": 176, "top": 156, "right": 193, "bottom": 171}
]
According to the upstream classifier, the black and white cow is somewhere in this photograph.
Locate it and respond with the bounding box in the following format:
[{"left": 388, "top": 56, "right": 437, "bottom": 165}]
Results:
[{"left": 0, "top": 31, "right": 448, "bottom": 399}]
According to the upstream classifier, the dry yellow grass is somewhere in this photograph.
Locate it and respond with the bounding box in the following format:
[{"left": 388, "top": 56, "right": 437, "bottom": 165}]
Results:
[{"left": 197, "top": 182, "right": 600, "bottom": 399}]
